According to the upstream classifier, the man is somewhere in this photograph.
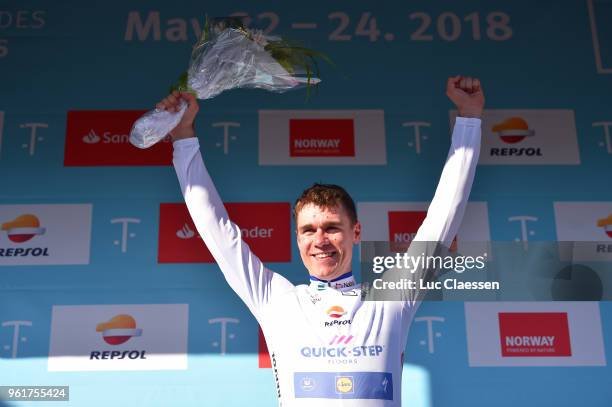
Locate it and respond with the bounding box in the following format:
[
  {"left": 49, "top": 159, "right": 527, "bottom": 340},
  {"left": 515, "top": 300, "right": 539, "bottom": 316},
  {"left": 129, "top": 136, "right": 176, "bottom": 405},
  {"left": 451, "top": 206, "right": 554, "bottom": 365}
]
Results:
[{"left": 158, "top": 76, "right": 484, "bottom": 406}]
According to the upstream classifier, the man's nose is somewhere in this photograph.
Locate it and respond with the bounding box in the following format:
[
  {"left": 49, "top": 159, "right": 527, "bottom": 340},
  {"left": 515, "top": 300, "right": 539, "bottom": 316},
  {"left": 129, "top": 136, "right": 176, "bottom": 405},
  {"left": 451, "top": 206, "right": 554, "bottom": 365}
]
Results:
[{"left": 313, "top": 228, "right": 328, "bottom": 245}]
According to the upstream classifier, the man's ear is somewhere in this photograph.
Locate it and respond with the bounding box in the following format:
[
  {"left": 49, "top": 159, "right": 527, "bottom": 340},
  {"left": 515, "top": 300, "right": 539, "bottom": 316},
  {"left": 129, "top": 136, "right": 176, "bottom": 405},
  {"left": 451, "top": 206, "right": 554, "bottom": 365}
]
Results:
[{"left": 353, "top": 221, "right": 362, "bottom": 244}]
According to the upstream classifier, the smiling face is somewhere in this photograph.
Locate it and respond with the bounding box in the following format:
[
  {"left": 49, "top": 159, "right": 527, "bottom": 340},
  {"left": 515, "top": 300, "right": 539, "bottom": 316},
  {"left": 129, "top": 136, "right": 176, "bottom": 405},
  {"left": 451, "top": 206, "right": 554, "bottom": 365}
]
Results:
[{"left": 296, "top": 203, "right": 361, "bottom": 281}]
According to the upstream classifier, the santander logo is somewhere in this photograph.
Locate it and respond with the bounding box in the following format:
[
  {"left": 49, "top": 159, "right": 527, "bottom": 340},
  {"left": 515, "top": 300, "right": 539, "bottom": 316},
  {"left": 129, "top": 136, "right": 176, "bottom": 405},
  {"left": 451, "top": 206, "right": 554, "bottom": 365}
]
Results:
[
  {"left": 82, "top": 129, "right": 101, "bottom": 144},
  {"left": 64, "top": 110, "right": 172, "bottom": 166}
]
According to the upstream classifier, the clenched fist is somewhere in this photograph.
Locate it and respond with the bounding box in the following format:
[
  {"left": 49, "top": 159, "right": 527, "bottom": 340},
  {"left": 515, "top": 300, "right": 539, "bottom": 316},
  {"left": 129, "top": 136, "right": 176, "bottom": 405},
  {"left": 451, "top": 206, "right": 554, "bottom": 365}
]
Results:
[
  {"left": 156, "top": 90, "right": 200, "bottom": 141},
  {"left": 446, "top": 76, "right": 485, "bottom": 118}
]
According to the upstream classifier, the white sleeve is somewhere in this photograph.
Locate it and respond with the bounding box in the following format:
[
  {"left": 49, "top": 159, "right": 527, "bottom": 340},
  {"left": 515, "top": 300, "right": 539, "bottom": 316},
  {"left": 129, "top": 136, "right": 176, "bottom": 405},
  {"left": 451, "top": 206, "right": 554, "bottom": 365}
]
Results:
[
  {"left": 414, "top": 117, "right": 481, "bottom": 245},
  {"left": 172, "top": 138, "right": 295, "bottom": 321},
  {"left": 403, "top": 117, "right": 481, "bottom": 307}
]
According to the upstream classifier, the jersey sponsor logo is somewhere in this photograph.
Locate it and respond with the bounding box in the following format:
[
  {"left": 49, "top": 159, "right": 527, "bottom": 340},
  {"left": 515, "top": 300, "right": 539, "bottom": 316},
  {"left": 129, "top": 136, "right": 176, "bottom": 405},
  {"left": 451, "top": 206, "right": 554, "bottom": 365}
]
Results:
[
  {"left": 301, "top": 334, "right": 384, "bottom": 363},
  {"left": 289, "top": 119, "right": 355, "bottom": 157},
  {"left": 309, "top": 293, "right": 322, "bottom": 304},
  {"left": 326, "top": 306, "right": 346, "bottom": 318},
  {"left": 294, "top": 372, "right": 393, "bottom": 400},
  {"left": 64, "top": 110, "right": 172, "bottom": 166},
  {"left": 329, "top": 335, "right": 353, "bottom": 345},
  {"left": 300, "top": 376, "right": 316, "bottom": 391},
  {"left": 335, "top": 376, "right": 354, "bottom": 394},
  {"left": 259, "top": 110, "right": 386, "bottom": 166},
  {"left": 450, "top": 109, "right": 580, "bottom": 165},
  {"left": 300, "top": 345, "right": 384, "bottom": 358},
  {"left": 0, "top": 204, "right": 92, "bottom": 266},
  {"left": 324, "top": 306, "right": 351, "bottom": 327},
  {"left": 465, "top": 302, "right": 606, "bottom": 366},
  {"left": 554, "top": 202, "right": 612, "bottom": 260},
  {"left": 158, "top": 202, "right": 291, "bottom": 263},
  {"left": 332, "top": 280, "right": 355, "bottom": 290},
  {"left": 48, "top": 304, "right": 188, "bottom": 371},
  {"left": 499, "top": 312, "right": 571, "bottom": 357}
]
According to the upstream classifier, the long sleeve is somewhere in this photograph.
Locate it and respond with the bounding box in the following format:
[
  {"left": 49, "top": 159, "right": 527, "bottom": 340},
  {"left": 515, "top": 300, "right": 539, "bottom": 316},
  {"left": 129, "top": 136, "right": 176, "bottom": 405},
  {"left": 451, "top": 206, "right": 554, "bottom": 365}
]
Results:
[
  {"left": 172, "top": 138, "right": 294, "bottom": 322},
  {"left": 414, "top": 117, "right": 481, "bottom": 245},
  {"left": 401, "top": 117, "right": 482, "bottom": 308}
]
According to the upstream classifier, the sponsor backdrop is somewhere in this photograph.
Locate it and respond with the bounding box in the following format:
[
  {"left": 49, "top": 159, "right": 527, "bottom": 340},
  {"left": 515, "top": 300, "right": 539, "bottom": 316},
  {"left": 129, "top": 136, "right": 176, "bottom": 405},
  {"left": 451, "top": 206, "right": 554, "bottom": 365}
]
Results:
[{"left": 1, "top": 1, "right": 611, "bottom": 406}]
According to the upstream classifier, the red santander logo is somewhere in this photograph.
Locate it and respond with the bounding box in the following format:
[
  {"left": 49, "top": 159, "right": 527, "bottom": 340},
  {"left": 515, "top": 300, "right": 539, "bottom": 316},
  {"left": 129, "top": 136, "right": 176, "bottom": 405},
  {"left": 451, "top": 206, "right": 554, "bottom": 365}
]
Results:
[
  {"left": 158, "top": 202, "right": 291, "bottom": 263},
  {"left": 64, "top": 110, "right": 172, "bottom": 166}
]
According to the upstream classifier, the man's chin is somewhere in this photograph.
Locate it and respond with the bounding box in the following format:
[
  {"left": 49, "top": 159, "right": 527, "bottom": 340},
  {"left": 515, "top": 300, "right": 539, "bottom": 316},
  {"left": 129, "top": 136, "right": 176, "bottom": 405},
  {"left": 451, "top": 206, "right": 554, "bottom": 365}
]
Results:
[{"left": 311, "top": 268, "right": 342, "bottom": 281}]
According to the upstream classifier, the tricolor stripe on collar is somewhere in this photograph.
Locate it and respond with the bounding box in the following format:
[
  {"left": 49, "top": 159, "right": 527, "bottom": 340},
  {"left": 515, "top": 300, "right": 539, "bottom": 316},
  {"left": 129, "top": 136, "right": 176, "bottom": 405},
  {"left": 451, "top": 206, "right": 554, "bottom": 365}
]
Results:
[{"left": 309, "top": 271, "right": 356, "bottom": 291}]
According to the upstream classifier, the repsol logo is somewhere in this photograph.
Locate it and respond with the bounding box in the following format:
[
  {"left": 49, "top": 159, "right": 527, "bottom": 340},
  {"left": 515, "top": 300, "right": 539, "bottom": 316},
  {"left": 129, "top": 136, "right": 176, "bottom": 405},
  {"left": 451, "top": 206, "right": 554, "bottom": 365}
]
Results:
[
  {"left": 89, "top": 350, "right": 147, "bottom": 360},
  {"left": 490, "top": 148, "right": 543, "bottom": 156},
  {"left": 300, "top": 345, "right": 384, "bottom": 358},
  {"left": 324, "top": 319, "right": 352, "bottom": 327},
  {"left": 0, "top": 247, "right": 49, "bottom": 257}
]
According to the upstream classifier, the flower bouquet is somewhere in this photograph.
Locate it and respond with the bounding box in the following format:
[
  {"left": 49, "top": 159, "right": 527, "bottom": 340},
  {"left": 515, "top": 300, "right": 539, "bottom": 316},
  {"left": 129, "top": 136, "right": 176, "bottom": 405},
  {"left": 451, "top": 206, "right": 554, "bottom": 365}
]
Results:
[{"left": 130, "top": 17, "right": 330, "bottom": 149}]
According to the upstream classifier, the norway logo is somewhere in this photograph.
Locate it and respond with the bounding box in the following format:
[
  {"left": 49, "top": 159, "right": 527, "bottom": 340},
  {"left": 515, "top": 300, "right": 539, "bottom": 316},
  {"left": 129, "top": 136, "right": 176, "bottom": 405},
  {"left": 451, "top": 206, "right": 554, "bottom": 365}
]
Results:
[
  {"left": 465, "top": 302, "right": 606, "bottom": 367},
  {"left": 498, "top": 312, "right": 571, "bottom": 357},
  {"left": 259, "top": 110, "right": 386, "bottom": 165},
  {"left": 289, "top": 119, "right": 355, "bottom": 157}
]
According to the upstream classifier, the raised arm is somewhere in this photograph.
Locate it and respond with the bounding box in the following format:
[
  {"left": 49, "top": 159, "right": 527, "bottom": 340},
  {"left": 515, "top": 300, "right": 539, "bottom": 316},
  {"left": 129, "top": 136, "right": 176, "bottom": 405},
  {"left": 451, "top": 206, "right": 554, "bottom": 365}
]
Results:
[
  {"left": 405, "top": 77, "right": 484, "bottom": 306},
  {"left": 159, "top": 92, "right": 294, "bottom": 321},
  {"left": 414, "top": 76, "right": 484, "bottom": 245}
]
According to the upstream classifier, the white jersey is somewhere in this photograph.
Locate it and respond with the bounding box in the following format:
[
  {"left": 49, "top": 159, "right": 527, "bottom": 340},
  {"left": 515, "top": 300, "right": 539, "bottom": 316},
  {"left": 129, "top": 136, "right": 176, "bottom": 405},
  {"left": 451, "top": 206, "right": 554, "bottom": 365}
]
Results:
[{"left": 173, "top": 117, "right": 481, "bottom": 406}]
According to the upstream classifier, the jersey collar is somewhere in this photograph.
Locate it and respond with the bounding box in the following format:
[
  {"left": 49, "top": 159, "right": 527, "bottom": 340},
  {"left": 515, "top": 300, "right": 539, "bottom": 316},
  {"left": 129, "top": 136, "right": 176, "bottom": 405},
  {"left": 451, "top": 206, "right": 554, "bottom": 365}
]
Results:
[{"left": 309, "top": 271, "right": 356, "bottom": 292}]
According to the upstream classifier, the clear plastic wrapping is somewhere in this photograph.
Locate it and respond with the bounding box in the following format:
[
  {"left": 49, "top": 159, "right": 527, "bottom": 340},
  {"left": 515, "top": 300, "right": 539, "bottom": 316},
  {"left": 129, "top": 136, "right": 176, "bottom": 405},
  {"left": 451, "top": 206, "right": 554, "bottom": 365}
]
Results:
[{"left": 130, "top": 18, "right": 321, "bottom": 149}]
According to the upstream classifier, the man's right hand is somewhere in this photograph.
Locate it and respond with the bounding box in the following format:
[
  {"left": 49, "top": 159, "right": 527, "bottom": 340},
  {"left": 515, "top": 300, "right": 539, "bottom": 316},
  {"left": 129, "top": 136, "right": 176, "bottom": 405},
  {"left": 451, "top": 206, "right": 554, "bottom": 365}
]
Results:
[{"left": 156, "top": 90, "right": 199, "bottom": 141}]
